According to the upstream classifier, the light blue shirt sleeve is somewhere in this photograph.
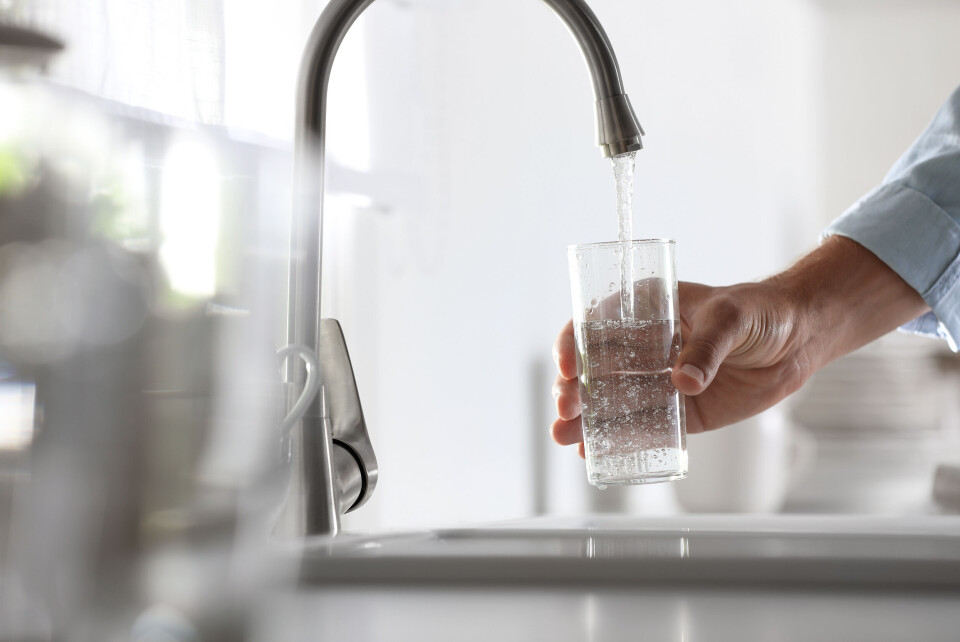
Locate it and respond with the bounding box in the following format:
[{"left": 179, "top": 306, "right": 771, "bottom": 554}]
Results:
[{"left": 823, "top": 84, "right": 960, "bottom": 351}]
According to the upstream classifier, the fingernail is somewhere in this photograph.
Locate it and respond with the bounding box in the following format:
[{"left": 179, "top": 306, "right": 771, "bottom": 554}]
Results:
[{"left": 679, "top": 363, "right": 705, "bottom": 384}]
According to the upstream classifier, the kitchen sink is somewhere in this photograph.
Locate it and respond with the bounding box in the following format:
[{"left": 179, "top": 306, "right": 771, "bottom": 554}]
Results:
[{"left": 294, "top": 514, "right": 960, "bottom": 587}]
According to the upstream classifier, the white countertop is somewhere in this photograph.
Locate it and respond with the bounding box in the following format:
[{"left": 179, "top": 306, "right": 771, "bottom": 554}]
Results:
[{"left": 259, "top": 584, "right": 960, "bottom": 642}]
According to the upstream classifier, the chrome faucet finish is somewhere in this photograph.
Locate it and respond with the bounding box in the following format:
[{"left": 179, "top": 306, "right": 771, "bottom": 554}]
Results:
[{"left": 282, "top": 0, "right": 644, "bottom": 537}]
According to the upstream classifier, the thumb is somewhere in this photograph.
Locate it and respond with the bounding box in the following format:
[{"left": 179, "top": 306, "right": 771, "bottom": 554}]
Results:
[{"left": 672, "top": 298, "right": 747, "bottom": 395}]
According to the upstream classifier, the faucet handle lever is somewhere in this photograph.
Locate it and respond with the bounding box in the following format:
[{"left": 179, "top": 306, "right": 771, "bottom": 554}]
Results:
[{"left": 320, "top": 318, "right": 378, "bottom": 511}]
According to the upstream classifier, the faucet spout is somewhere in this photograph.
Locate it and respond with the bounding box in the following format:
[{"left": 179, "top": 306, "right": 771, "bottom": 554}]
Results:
[
  {"left": 282, "top": 0, "right": 644, "bottom": 537},
  {"left": 540, "top": 0, "right": 645, "bottom": 157}
]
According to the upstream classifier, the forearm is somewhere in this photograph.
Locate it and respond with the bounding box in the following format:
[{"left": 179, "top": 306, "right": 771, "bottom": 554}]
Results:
[{"left": 775, "top": 235, "right": 930, "bottom": 372}]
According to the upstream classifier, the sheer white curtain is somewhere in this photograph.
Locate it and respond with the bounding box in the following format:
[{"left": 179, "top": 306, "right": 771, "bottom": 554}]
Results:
[
  {"left": 7, "top": 0, "right": 332, "bottom": 137},
  {"left": 11, "top": 0, "right": 225, "bottom": 124}
]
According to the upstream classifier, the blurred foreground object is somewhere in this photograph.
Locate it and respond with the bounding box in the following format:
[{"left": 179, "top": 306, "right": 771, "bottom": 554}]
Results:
[
  {"left": 0, "top": 24, "right": 143, "bottom": 639},
  {"left": 0, "top": 23, "right": 62, "bottom": 72},
  {"left": 933, "top": 464, "right": 960, "bottom": 513},
  {"left": 0, "top": 22, "right": 282, "bottom": 640}
]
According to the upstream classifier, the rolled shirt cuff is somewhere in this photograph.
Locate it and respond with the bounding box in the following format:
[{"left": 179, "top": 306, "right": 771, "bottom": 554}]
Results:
[{"left": 822, "top": 181, "right": 960, "bottom": 351}]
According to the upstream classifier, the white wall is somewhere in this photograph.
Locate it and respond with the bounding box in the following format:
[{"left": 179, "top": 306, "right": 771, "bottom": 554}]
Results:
[
  {"left": 815, "top": 0, "right": 960, "bottom": 228},
  {"left": 33, "top": 0, "right": 959, "bottom": 529},
  {"left": 30, "top": 0, "right": 959, "bottom": 531},
  {"left": 324, "top": 0, "right": 828, "bottom": 531},
  {"left": 319, "top": 0, "right": 960, "bottom": 531}
]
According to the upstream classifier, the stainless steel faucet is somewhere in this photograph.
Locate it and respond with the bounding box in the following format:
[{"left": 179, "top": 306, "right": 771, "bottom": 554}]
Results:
[{"left": 278, "top": 0, "right": 644, "bottom": 537}]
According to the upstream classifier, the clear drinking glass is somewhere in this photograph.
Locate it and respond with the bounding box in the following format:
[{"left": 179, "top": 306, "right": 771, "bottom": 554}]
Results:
[{"left": 567, "top": 239, "right": 687, "bottom": 487}]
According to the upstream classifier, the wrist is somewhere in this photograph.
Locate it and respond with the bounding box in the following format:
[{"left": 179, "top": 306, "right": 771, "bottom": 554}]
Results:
[{"left": 773, "top": 235, "right": 929, "bottom": 372}]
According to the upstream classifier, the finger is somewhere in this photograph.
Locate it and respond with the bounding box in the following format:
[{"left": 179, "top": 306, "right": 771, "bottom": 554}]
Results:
[
  {"left": 550, "top": 416, "right": 583, "bottom": 446},
  {"left": 553, "top": 319, "right": 578, "bottom": 380},
  {"left": 577, "top": 442, "right": 585, "bottom": 459},
  {"left": 672, "top": 295, "right": 748, "bottom": 396},
  {"left": 552, "top": 374, "right": 581, "bottom": 421}
]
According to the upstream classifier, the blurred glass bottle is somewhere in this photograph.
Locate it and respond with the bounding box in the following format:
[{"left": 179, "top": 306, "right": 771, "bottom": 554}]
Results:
[
  {"left": 0, "top": 19, "right": 284, "bottom": 640},
  {"left": 0, "top": 22, "right": 158, "bottom": 640}
]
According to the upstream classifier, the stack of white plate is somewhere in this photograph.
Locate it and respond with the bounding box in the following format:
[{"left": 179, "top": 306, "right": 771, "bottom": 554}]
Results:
[
  {"left": 792, "top": 332, "right": 951, "bottom": 435},
  {"left": 786, "top": 331, "right": 960, "bottom": 514}
]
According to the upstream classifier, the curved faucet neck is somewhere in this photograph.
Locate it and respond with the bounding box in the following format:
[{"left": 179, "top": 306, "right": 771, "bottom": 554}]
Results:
[
  {"left": 296, "top": 0, "right": 643, "bottom": 163},
  {"left": 283, "top": 0, "right": 643, "bottom": 537}
]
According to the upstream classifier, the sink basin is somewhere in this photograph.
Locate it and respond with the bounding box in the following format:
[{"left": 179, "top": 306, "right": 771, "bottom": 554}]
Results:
[
  {"left": 256, "top": 516, "right": 960, "bottom": 642},
  {"left": 295, "top": 515, "right": 960, "bottom": 587}
]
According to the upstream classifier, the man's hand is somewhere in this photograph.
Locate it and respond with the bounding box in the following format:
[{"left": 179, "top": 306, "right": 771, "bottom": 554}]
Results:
[{"left": 551, "top": 236, "right": 929, "bottom": 455}]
